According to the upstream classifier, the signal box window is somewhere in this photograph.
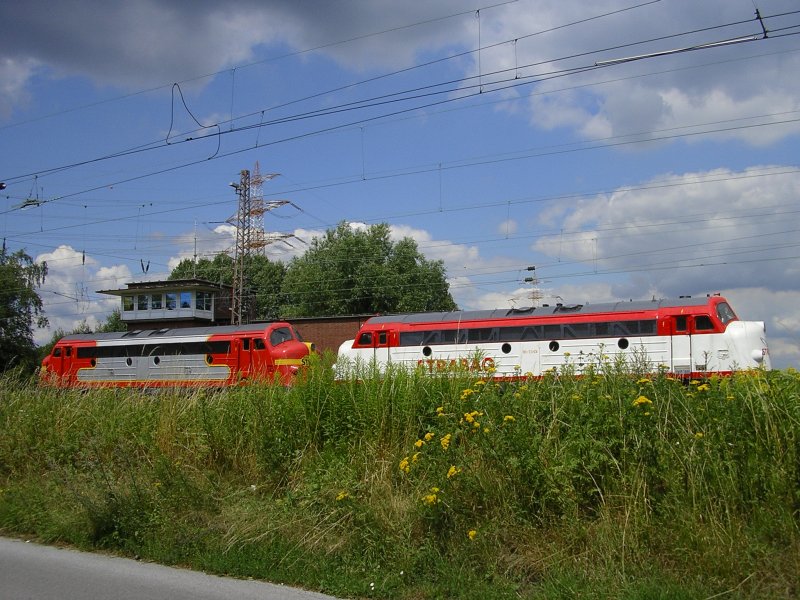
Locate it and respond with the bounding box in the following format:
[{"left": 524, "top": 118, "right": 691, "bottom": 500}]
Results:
[
  {"left": 151, "top": 294, "right": 163, "bottom": 310},
  {"left": 137, "top": 295, "right": 149, "bottom": 311},
  {"left": 196, "top": 291, "right": 212, "bottom": 311},
  {"left": 165, "top": 293, "right": 177, "bottom": 310},
  {"left": 123, "top": 295, "right": 134, "bottom": 311},
  {"left": 180, "top": 292, "right": 192, "bottom": 309}
]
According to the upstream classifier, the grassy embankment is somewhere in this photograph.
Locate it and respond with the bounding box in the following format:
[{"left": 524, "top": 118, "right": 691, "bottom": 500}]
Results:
[{"left": 1, "top": 356, "right": 798, "bottom": 599}]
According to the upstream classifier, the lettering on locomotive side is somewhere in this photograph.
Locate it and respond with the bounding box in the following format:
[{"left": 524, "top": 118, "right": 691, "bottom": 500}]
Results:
[{"left": 417, "top": 356, "right": 496, "bottom": 373}]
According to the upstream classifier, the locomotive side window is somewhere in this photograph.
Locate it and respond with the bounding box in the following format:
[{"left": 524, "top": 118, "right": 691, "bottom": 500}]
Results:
[
  {"left": 270, "top": 327, "right": 294, "bottom": 346},
  {"left": 675, "top": 316, "right": 688, "bottom": 332},
  {"left": 378, "top": 331, "right": 388, "bottom": 345},
  {"left": 399, "top": 332, "right": 423, "bottom": 346},
  {"left": 358, "top": 332, "right": 373, "bottom": 346},
  {"left": 65, "top": 347, "right": 72, "bottom": 357},
  {"left": 254, "top": 338, "right": 266, "bottom": 350},
  {"left": 694, "top": 316, "right": 714, "bottom": 331},
  {"left": 242, "top": 338, "right": 250, "bottom": 351},
  {"left": 53, "top": 347, "right": 62, "bottom": 357}
]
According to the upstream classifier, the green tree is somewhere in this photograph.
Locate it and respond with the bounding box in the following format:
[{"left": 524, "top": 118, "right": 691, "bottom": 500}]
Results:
[
  {"left": 96, "top": 308, "right": 125, "bottom": 333},
  {"left": 280, "top": 222, "right": 457, "bottom": 317},
  {"left": 169, "top": 253, "right": 286, "bottom": 320},
  {"left": 0, "top": 248, "right": 48, "bottom": 372}
]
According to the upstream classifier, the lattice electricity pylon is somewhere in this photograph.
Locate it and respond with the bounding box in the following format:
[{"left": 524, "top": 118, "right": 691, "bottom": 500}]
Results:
[
  {"left": 249, "top": 161, "right": 280, "bottom": 255},
  {"left": 228, "top": 169, "right": 251, "bottom": 326}
]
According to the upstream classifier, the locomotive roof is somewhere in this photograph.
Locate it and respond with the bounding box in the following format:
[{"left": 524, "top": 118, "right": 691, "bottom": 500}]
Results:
[
  {"left": 57, "top": 322, "right": 285, "bottom": 343},
  {"left": 364, "top": 297, "right": 719, "bottom": 326}
]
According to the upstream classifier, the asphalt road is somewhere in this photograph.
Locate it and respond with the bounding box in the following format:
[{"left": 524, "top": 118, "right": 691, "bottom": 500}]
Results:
[{"left": 0, "top": 537, "right": 339, "bottom": 600}]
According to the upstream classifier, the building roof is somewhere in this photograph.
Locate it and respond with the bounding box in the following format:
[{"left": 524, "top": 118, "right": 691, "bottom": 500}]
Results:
[{"left": 97, "top": 278, "right": 232, "bottom": 296}]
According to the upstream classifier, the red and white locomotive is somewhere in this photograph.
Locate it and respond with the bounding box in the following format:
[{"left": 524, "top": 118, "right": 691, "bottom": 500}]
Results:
[
  {"left": 41, "top": 322, "right": 312, "bottom": 388},
  {"left": 336, "top": 295, "right": 770, "bottom": 379}
]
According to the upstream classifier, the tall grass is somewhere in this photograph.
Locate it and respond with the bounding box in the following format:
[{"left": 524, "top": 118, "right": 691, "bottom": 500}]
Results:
[{"left": 0, "top": 359, "right": 798, "bottom": 599}]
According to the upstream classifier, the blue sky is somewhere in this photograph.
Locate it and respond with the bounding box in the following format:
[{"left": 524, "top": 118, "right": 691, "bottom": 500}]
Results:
[{"left": 1, "top": 0, "right": 799, "bottom": 368}]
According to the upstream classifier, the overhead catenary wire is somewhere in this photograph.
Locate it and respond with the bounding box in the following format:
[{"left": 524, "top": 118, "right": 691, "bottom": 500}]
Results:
[{"left": 4, "top": 5, "right": 793, "bottom": 193}]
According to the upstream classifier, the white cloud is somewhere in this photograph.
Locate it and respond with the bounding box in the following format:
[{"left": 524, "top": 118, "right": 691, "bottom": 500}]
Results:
[{"left": 34, "top": 246, "right": 131, "bottom": 344}]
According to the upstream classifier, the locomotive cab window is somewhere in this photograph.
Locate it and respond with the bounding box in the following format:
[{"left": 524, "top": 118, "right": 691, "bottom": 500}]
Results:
[
  {"left": 717, "top": 302, "right": 736, "bottom": 325},
  {"left": 270, "top": 327, "right": 294, "bottom": 346},
  {"left": 254, "top": 338, "right": 266, "bottom": 350},
  {"left": 357, "top": 332, "right": 373, "bottom": 346},
  {"left": 53, "top": 347, "right": 62, "bottom": 357}
]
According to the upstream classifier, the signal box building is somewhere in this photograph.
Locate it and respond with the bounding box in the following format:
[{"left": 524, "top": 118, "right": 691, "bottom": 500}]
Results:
[{"left": 98, "top": 279, "right": 235, "bottom": 330}]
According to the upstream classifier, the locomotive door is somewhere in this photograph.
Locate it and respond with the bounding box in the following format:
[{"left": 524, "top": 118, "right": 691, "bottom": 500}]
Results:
[
  {"left": 250, "top": 338, "right": 269, "bottom": 379},
  {"left": 237, "top": 338, "right": 253, "bottom": 379},
  {"left": 373, "top": 330, "right": 391, "bottom": 369},
  {"left": 357, "top": 330, "right": 391, "bottom": 368},
  {"left": 670, "top": 315, "right": 692, "bottom": 375}
]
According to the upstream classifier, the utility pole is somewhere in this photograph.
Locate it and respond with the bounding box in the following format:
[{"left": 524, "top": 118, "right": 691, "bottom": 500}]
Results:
[{"left": 229, "top": 170, "right": 251, "bottom": 326}]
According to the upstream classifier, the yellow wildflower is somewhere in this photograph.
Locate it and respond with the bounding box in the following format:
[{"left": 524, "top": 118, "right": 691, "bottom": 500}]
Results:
[
  {"left": 690, "top": 380, "right": 700, "bottom": 386},
  {"left": 474, "top": 379, "right": 486, "bottom": 387},
  {"left": 412, "top": 452, "right": 421, "bottom": 463},
  {"left": 697, "top": 384, "right": 710, "bottom": 392},
  {"left": 422, "top": 487, "right": 441, "bottom": 506},
  {"left": 637, "top": 378, "right": 651, "bottom": 384},
  {"left": 336, "top": 491, "right": 349, "bottom": 501},
  {"left": 441, "top": 433, "right": 452, "bottom": 451},
  {"left": 447, "top": 465, "right": 461, "bottom": 479},
  {"left": 435, "top": 406, "right": 444, "bottom": 415},
  {"left": 503, "top": 415, "right": 515, "bottom": 422},
  {"left": 695, "top": 432, "right": 704, "bottom": 439},
  {"left": 632, "top": 395, "right": 652, "bottom": 407},
  {"left": 399, "top": 457, "right": 410, "bottom": 473},
  {"left": 424, "top": 432, "right": 435, "bottom": 441},
  {"left": 468, "top": 530, "right": 477, "bottom": 540}
]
